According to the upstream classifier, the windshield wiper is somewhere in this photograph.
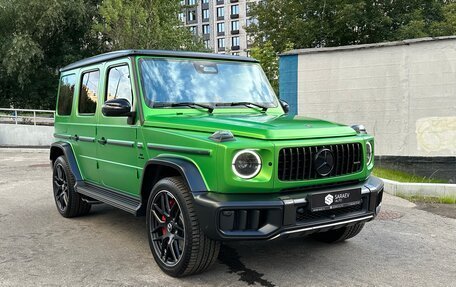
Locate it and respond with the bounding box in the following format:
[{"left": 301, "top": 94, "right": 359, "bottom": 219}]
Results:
[
  {"left": 217, "top": 102, "right": 269, "bottom": 112},
  {"left": 154, "top": 102, "right": 214, "bottom": 113}
]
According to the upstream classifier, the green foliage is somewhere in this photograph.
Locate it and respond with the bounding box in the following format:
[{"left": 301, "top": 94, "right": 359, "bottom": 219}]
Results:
[
  {"left": 0, "top": 0, "right": 100, "bottom": 109},
  {"left": 250, "top": 41, "right": 293, "bottom": 94},
  {"left": 0, "top": 0, "right": 204, "bottom": 109},
  {"left": 372, "top": 167, "right": 447, "bottom": 184},
  {"left": 94, "top": 0, "right": 205, "bottom": 51},
  {"left": 247, "top": 0, "right": 456, "bottom": 86}
]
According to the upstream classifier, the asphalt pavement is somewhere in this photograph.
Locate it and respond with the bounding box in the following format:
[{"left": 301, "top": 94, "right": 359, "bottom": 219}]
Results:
[{"left": 0, "top": 149, "right": 455, "bottom": 286}]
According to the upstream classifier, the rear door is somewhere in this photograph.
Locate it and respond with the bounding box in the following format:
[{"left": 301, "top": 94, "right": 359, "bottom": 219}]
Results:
[
  {"left": 97, "top": 60, "right": 141, "bottom": 196},
  {"left": 68, "top": 67, "right": 101, "bottom": 184}
]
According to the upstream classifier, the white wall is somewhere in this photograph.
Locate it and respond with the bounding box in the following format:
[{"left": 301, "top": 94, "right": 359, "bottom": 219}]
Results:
[
  {"left": 295, "top": 38, "right": 456, "bottom": 157},
  {"left": 0, "top": 124, "right": 53, "bottom": 147}
]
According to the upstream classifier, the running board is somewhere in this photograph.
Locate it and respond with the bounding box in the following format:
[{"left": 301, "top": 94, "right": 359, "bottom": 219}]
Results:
[{"left": 76, "top": 182, "right": 141, "bottom": 215}]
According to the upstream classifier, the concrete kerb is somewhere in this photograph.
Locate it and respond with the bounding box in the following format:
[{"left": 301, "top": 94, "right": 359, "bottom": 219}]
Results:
[
  {"left": 0, "top": 147, "right": 49, "bottom": 153},
  {"left": 381, "top": 178, "right": 456, "bottom": 200}
]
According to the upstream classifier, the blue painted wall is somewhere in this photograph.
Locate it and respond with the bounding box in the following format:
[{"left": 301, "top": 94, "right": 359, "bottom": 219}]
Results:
[{"left": 279, "top": 55, "right": 298, "bottom": 115}]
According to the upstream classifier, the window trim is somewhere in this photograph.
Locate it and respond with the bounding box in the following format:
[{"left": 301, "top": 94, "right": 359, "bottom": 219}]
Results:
[
  {"left": 56, "top": 73, "right": 77, "bottom": 117},
  {"left": 104, "top": 63, "right": 134, "bottom": 113},
  {"left": 77, "top": 68, "right": 100, "bottom": 116}
]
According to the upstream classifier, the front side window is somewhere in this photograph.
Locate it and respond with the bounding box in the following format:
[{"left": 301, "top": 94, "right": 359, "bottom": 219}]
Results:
[
  {"left": 139, "top": 58, "right": 277, "bottom": 108},
  {"left": 78, "top": 70, "right": 99, "bottom": 115},
  {"left": 106, "top": 65, "right": 133, "bottom": 104},
  {"left": 57, "top": 74, "right": 76, "bottom": 116}
]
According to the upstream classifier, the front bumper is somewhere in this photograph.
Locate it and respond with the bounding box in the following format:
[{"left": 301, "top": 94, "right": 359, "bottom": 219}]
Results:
[{"left": 193, "top": 176, "right": 384, "bottom": 241}]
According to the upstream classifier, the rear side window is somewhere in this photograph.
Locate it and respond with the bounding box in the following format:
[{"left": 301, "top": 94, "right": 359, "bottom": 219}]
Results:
[
  {"left": 106, "top": 65, "right": 133, "bottom": 104},
  {"left": 57, "top": 75, "right": 76, "bottom": 116},
  {"left": 78, "top": 70, "right": 100, "bottom": 115}
]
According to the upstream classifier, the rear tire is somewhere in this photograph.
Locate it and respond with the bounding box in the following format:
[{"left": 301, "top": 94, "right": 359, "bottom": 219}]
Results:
[
  {"left": 146, "top": 176, "right": 220, "bottom": 277},
  {"left": 52, "top": 156, "right": 91, "bottom": 218},
  {"left": 311, "top": 222, "right": 365, "bottom": 243}
]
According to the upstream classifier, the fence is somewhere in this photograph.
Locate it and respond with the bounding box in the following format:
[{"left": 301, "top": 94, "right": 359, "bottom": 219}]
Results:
[{"left": 0, "top": 108, "right": 55, "bottom": 126}]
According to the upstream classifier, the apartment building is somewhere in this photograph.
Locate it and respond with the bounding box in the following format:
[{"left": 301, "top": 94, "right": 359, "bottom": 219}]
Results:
[{"left": 179, "top": 0, "right": 259, "bottom": 56}]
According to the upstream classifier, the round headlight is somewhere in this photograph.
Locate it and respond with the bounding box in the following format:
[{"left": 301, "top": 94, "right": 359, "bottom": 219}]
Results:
[
  {"left": 232, "top": 150, "right": 262, "bottom": 179},
  {"left": 366, "top": 142, "right": 373, "bottom": 165}
]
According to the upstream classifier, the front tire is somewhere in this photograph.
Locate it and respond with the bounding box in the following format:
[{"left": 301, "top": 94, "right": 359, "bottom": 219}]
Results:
[
  {"left": 311, "top": 222, "right": 365, "bottom": 243},
  {"left": 52, "top": 156, "right": 91, "bottom": 218},
  {"left": 146, "top": 177, "right": 220, "bottom": 277}
]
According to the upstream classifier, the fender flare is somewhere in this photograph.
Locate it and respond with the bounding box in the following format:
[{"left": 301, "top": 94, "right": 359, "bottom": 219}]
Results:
[
  {"left": 141, "top": 157, "right": 208, "bottom": 193},
  {"left": 50, "top": 142, "right": 83, "bottom": 182}
]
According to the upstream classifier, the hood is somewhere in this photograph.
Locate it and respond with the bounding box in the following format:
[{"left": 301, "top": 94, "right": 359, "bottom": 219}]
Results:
[{"left": 144, "top": 113, "right": 357, "bottom": 140}]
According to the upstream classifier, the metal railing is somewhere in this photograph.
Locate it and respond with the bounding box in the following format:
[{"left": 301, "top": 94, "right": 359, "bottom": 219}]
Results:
[{"left": 0, "top": 108, "right": 55, "bottom": 126}]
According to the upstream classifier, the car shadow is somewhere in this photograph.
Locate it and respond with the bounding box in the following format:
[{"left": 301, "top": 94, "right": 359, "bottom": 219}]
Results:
[{"left": 68, "top": 203, "right": 351, "bottom": 287}]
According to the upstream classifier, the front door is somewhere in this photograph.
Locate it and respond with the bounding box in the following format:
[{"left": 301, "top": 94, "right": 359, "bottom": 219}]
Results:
[{"left": 97, "top": 61, "right": 141, "bottom": 196}]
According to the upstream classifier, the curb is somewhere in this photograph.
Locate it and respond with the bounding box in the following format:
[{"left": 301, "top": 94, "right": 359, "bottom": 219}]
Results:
[
  {"left": 0, "top": 147, "right": 48, "bottom": 153},
  {"left": 381, "top": 178, "right": 456, "bottom": 200}
]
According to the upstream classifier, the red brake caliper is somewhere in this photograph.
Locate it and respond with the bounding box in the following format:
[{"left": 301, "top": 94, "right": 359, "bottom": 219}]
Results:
[{"left": 161, "top": 199, "right": 176, "bottom": 235}]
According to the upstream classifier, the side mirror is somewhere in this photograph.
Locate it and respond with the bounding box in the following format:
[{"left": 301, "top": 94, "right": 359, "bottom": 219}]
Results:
[
  {"left": 279, "top": 99, "right": 290, "bottom": 114},
  {"left": 102, "top": 98, "right": 132, "bottom": 117}
]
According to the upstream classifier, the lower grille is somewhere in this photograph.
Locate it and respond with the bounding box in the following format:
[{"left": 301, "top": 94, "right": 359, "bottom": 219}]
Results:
[
  {"left": 296, "top": 199, "right": 366, "bottom": 223},
  {"left": 278, "top": 143, "right": 363, "bottom": 181}
]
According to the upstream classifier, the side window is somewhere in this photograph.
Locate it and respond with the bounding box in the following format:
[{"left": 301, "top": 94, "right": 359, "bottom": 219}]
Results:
[
  {"left": 57, "top": 75, "right": 76, "bottom": 116},
  {"left": 106, "top": 65, "right": 133, "bottom": 104},
  {"left": 78, "top": 70, "right": 100, "bottom": 115}
]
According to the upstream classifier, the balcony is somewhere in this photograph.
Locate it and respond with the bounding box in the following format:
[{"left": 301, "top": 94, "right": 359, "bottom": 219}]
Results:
[
  {"left": 230, "top": 14, "right": 239, "bottom": 19},
  {"left": 231, "top": 45, "right": 240, "bottom": 50},
  {"left": 231, "top": 30, "right": 240, "bottom": 35}
]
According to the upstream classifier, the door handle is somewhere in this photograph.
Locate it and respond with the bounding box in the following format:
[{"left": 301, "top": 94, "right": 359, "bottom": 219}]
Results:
[
  {"left": 70, "top": 135, "right": 79, "bottom": 141},
  {"left": 98, "top": 137, "right": 107, "bottom": 145}
]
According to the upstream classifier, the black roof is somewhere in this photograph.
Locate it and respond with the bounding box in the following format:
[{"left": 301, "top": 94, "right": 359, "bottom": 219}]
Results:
[{"left": 60, "top": 49, "right": 257, "bottom": 72}]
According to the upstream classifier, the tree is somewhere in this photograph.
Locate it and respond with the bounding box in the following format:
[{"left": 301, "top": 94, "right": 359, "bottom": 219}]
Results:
[
  {"left": 0, "top": 0, "right": 100, "bottom": 109},
  {"left": 250, "top": 41, "right": 293, "bottom": 94},
  {"left": 93, "top": 0, "right": 205, "bottom": 51}
]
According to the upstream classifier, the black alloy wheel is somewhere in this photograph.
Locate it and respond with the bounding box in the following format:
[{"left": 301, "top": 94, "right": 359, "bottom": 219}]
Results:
[
  {"left": 53, "top": 162, "right": 69, "bottom": 212},
  {"left": 149, "top": 190, "right": 185, "bottom": 267},
  {"left": 52, "top": 156, "right": 91, "bottom": 218}
]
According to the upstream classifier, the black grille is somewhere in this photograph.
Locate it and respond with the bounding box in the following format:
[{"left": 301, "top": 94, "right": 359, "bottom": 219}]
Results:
[
  {"left": 296, "top": 203, "right": 364, "bottom": 223},
  {"left": 278, "top": 143, "right": 363, "bottom": 181}
]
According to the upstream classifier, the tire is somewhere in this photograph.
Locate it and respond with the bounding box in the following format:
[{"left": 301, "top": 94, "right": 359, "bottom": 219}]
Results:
[
  {"left": 311, "top": 222, "right": 365, "bottom": 243},
  {"left": 146, "top": 176, "right": 220, "bottom": 277},
  {"left": 52, "top": 156, "right": 91, "bottom": 218}
]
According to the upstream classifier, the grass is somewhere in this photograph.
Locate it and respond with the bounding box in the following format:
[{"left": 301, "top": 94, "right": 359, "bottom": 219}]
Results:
[
  {"left": 373, "top": 167, "right": 455, "bottom": 204},
  {"left": 395, "top": 193, "right": 456, "bottom": 204},
  {"left": 373, "top": 167, "right": 447, "bottom": 184}
]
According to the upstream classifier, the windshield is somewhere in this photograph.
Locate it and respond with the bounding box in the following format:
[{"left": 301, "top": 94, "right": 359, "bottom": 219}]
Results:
[{"left": 139, "top": 58, "right": 278, "bottom": 108}]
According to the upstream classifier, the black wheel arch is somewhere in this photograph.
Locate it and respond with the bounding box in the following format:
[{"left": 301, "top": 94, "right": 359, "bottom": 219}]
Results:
[
  {"left": 50, "top": 142, "right": 83, "bottom": 182},
  {"left": 138, "top": 157, "right": 208, "bottom": 216}
]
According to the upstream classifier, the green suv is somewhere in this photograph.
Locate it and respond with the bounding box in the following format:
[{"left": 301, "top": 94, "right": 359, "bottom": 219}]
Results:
[{"left": 50, "top": 50, "right": 383, "bottom": 277}]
